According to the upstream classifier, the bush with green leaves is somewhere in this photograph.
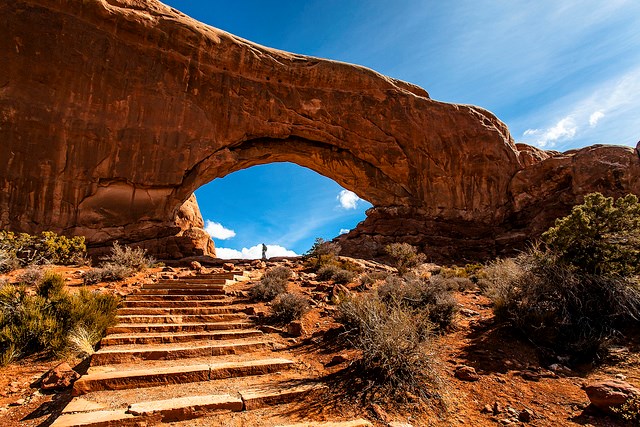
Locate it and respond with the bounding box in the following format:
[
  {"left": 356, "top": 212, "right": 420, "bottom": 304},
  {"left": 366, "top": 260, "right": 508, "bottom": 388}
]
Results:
[
  {"left": 385, "top": 242, "right": 426, "bottom": 276},
  {"left": 0, "top": 231, "right": 86, "bottom": 271},
  {"left": 542, "top": 192, "right": 640, "bottom": 276},
  {"left": 250, "top": 266, "right": 291, "bottom": 301},
  {"left": 0, "top": 272, "right": 119, "bottom": 365},
  {"left": 270, "top": 292, "right": 310, "bottom": 323}
]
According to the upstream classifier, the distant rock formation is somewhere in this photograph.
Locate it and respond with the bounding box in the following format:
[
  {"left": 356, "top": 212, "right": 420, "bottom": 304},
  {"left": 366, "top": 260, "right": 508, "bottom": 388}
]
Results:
[{"left": 1, "top": 0, "right": 639, "bottom": 260}]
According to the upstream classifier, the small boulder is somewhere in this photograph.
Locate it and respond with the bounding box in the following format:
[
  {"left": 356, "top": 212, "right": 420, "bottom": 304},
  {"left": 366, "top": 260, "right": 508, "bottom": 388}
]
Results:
[
  {"left": 41, "top": 362, "right": 80, "bottom": 391},
  {"left": 518, "top": 408, "right": 534, "bottom": 422},
  {"left": 325, "top": 354, "right": 350, "bottom": 367},
  {"left": 222, "top": 262, "right": 235, "bottom": 271},
  {"left": 583, "top": 379, "right": 640, "bottom": 413},
  {"left": 455, "top": 365, "right": 480, "bottom": 381},
  {"left": 287, "top": 321, "right": 307, "bottom": 337},
  {"left": 189, "top": 261, "right": 202, "bottom": 271},
  {"left": 161, "top": 266, "right": 175, "bottom": 272},
  {"left": 250, "top": 260, "right": 266, "bottom": 269}
]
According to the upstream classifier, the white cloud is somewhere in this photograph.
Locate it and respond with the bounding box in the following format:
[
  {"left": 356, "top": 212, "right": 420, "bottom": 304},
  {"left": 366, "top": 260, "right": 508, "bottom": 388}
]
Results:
[
  {"left": 522, "top": 116, "right": 577, "bottom": 148},
  {"left": 339, "top": 228, "right": 350, "bottom": 235},
  {"left": 337, "top": 190, "right": 360, "bottom": 210},
  {"left": 589, "top": 111, "right": 605, "bottom": 127},
  {"left": 204, "top": 220, "right": 236, "bottom": 240},
  {"left": 215, "top": 244, "right": 298, "bottom": 259}
]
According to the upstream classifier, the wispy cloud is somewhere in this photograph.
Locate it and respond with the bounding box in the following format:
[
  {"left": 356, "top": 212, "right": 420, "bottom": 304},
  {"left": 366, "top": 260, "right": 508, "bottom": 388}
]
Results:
[
  {"left": 517, "top": 65, "right": 640, "bottom": 150},
  {"left": 215, "top": 244, "right": 297, "bottom": 259},
  {"left": 589, "top": 111, "right": 605, "bottom": 127},
  {"left": 523, "top": 116, "right": 578, "bottom": 148},
  {"left": 337, "top": 190, "right": 360, "bottom": 210},
  {"left": 339, "top": 228, "right": 350, "bottom": 235},
  {"left": 204, "top": 220, "right": 236, "bottom": 240}
]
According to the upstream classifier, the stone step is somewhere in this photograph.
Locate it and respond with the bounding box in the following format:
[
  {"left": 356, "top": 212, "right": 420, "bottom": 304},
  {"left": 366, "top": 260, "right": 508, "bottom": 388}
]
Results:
[
  {"left": 122, "top": 299, "right": 232, "bottom": 308},
  {"left": 73, "top": 358, "right": 295, "bottom": 395},
  {"left": 118, "top": 306, "right": 243, "bottom": 315},
  {"left": 127, "top": 393, "right": 243, "bottom": 422},
  {"left": 147, "top": 278, "right": 229, "bottom": 286},
  {"left": 51, "top": 409, "right": 135, "bottom": 427},
  {"left": 91, "top": 340, "right": 269, "bottom": 365},
  {"left": 195, "top": 271, "right": 248, "bottom": 280},
  {"left": 274, "top": 420, "right": 373, "bottom": 427},
  {"left": 124, "top": 294, "right": 228, "bottom": 301},
  {"left": 106, "top": 321, "right": 253, "bottom": 334},
  {"left": 142, "top": 283, "right": 226, "bottom": 291},
  {"left": 114, "top": 313, "right": 247, "bottom": 324},
  {"left": 240, "top": 383, "right": 328, "bottom": 410},
  {"left": 134, "top": 288, "right": 227, "bottom": 296},
  {"left": 101, "top": 329, "right": 263, "bottom": 346}
]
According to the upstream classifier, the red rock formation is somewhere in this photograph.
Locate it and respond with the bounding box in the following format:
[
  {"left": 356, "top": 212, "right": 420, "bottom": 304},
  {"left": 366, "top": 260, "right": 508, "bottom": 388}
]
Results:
[{"left": 0, "top": 0, "right": 638, "bottom": 260}]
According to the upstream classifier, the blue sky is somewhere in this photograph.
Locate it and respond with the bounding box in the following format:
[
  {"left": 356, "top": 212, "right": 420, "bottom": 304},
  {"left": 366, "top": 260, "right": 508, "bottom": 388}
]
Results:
[{"left": 162, "top": 0, "right": 640, "bottom": 258}]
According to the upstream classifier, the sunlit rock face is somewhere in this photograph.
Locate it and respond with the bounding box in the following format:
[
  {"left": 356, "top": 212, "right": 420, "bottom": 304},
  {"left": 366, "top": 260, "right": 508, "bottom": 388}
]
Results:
[{"left": 1, "top": 0, "right": 638, "bottom": 260}]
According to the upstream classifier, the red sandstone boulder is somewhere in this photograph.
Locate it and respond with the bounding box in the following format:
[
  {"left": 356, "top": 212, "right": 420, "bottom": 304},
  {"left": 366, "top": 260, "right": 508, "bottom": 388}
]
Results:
[
  {"left": 583, "top": 379, "right": 640, "bottom": 413},
  {"left": 41, "top": 362, "right": 80, "bottom": 391}
]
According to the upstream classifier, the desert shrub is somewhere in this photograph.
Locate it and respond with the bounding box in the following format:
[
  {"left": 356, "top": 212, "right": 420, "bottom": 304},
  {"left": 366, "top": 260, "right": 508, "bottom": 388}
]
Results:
[
  {"left": 0, "top": 231, "right": 85, "bottom": 268},
  {"left": 542, "top": 192, "right": 640, "bottom": 276},
  {"left": 16, "top": 266, "right": 45, "bottom": 286},
  {"left": 483, "top": 250, "right": 640, "bottom": 360},
  {"left": 385, "top": 243, "right": 426, "bottom": 276},
  {"left": 83, "top": 263, "right": 132, "bottom": 285},
  {"left": 613, "top": 394, "right": 640, "bottom": 422},
  {"left": 103, "top": 241, "right": 154, "bottom": 272},
  {"left": 250, "top": 266, "right": 291, "bottom": 301},
  {"left": 0, "top": 274, "right": 119, "bottom": 364},
  {"left": 317, "top": 264, "right": 356, "bottom": 284},
  {"left": 0, "top": 248, "right": 20, "bottom": 273},
  {"left": 332, "top": 268, "right": 356, "bottom": 285},
  {"left": 270, "top": 292, "right": 310, "bottom": 322},
  {"left": 305, "top": 238, "right": 341, "bottom": 269},
  {"left": 378, "top": 275, "right": 457, "bottom": 331},
  {"left": 336, "top": 292, "right": 442, "bottom": 400},
  {"left": 83, "top": 242, "right": 154, "bottom": 285},
  {"left": 429, "top": 274, "right": 475, "bottom": 292}
]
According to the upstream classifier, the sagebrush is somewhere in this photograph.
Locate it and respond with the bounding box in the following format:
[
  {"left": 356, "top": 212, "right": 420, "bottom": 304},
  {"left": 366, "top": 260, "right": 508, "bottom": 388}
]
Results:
[
  {"left": 270, "top": 292, "right": 310, "bottom": 323},
  {"left": 250, "top": 266, "right": 291, "bottom": 301},
  {"left": 385, "top": 242, "right": 426, "bottom": 276},
  {"left": 0, "top": 231, "right": 86, "bottom": 271},
  {"left": 0, "top": 272, "right": 119, "bottom": 364},
  {"left": 84, "top": 242, "right": 154, "bottom": 284}
]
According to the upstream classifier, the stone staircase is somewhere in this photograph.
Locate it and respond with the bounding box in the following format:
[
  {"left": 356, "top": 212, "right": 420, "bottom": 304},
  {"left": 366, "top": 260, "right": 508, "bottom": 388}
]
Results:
[{"left": 52, "top": 270, "right": 371, "bottom": 427}]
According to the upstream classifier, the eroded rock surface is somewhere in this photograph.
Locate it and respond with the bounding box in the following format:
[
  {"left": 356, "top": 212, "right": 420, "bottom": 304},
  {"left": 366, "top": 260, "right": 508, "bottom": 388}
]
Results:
[{"left": 0, "top": 0, "right": 639, "bottom": 260}]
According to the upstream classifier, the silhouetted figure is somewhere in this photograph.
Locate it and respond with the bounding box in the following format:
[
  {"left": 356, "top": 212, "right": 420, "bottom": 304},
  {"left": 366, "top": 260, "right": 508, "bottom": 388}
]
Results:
[{"left": 261, "top": 243, "right": 267, "bottom": 260}]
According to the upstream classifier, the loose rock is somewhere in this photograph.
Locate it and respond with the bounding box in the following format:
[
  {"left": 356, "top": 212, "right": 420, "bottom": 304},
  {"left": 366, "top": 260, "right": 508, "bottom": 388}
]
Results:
[
  {"left": 583, "top": 379, "right": 640, "bottom": 413},
  {"left": 41, "top": 362, "right": 80, "bottom": 391},
  {"left": 455, "top": 365, "right": 480, "bottom": 381}
]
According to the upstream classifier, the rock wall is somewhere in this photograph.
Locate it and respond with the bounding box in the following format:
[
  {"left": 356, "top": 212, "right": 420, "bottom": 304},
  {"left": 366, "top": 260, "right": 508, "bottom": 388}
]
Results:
[{"left": 1, "top": 0, "right": 638, "bottom": 260}]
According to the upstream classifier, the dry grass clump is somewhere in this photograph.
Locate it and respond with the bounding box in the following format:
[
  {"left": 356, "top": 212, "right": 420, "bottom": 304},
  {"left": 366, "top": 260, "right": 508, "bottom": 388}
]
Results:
[
  {"left": 305, "top": 238, "right": 363, "bottom": 283},
  {"left": 270, "top": 292, "right": 310, "bottom": 323},
  {"left": 0, "top": 272, "right": 119, "bottom": 365},
  {"left": 83, "top": 242, "right": 154, "bottom": 285},
  {"left": 377, "top": 275, "right": 457, "bottom": 331},
  {"left": 317, "top": 264, "right": 356, "bottom": 284},
  {"left": 16, "top": 265, "right": 45, "bottom": 286},
  {"left": 250, "top": 266, "right": 291, "bottom": 301},
  {"left": 336, "top": 290, "right": 444, "bottom": 402}
]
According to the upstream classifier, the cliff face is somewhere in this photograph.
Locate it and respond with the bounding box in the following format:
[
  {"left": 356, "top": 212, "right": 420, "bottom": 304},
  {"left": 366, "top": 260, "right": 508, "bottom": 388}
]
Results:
[{"left": 1, "top": 0, "right": 638, "bottom": 260}]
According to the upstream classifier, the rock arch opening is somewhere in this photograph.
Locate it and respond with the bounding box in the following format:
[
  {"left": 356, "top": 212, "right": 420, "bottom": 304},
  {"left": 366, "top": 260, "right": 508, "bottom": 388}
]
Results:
[{"left": 194, "top": 162, "right": 372, "bottom": 259}]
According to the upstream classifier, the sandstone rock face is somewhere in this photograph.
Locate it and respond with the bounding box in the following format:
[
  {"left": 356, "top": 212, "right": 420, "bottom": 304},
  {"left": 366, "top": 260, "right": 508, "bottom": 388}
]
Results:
[{"left": 0, "top": 0, "right": 639, "bottom": 260}]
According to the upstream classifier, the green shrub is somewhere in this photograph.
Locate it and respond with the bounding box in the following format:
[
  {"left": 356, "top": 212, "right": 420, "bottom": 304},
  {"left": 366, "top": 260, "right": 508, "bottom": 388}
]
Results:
[
  {"left": 0, "top": 231, "right": 85, "bottom": 268},
  {"left": 336, "top": 292, "right": 442, "bottom": 400},
  {"left": 83, "top": 263, "right": 132, "bottom": 285},
  {"left": 0, "top": 273, "right": 119, "bottom": 364},
  {"left": 542, "top": 192, "right": 640, "bottom": 276},
  {"left": 332, "top": 269, "right": 356, "bottom": 285},
  {"left": 384, "top": 243, "right": 426, "bottom": 276},
  {"left": 250, "top": 266, "right": 291, "bottom": 301},
  {"left": 270, "top": 293, "right": 310, "bottom": 322},
  {"left": 613, "top": 394, "right": 640, "bottom": 422},
  {"left": 317, "top": 264, "right": 340, "bottom": 281}
]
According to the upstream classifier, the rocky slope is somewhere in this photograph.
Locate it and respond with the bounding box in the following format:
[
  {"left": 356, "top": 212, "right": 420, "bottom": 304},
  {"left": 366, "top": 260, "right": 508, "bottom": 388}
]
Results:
[{"left": 1, "top": 0, "right": 638, "bottom": 260}]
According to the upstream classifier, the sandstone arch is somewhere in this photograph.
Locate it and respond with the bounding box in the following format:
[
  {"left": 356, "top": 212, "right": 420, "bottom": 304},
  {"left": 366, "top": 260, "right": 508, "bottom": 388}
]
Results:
[{"left": 1, "top": 0, "right": 639, "bottom": 261}]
